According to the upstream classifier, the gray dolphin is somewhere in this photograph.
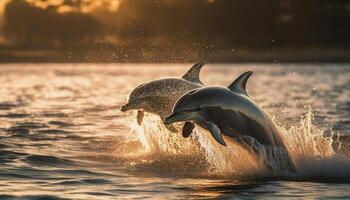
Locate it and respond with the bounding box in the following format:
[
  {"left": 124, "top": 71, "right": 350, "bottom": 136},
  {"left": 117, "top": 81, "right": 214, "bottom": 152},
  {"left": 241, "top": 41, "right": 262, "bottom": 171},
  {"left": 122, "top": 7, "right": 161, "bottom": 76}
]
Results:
[
  {"left": 164, "top": 71, "right": 295, "bottom": 170},
  {"left": 121, "top": 62, "right": 204, "bottom": 134}
]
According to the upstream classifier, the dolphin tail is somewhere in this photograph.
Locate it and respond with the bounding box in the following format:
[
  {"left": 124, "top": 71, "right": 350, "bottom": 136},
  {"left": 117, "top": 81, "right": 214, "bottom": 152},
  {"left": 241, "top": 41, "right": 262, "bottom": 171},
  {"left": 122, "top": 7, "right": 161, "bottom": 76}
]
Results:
[
  {"left": 182, "top": 62, "right": 204, "bottom": 84},
  {"left": 228, "top": 71, "right": 253, "bottom": 96}
]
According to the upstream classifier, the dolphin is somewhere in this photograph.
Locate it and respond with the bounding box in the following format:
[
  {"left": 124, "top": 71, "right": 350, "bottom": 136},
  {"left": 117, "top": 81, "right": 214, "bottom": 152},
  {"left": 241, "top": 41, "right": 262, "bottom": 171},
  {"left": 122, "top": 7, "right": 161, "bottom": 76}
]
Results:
[
  {"left": 121, "top": 62, "right": 204, "bottom": 134},
  {"left": 164, "top": 71, "right": 295, "bottom": 170}
]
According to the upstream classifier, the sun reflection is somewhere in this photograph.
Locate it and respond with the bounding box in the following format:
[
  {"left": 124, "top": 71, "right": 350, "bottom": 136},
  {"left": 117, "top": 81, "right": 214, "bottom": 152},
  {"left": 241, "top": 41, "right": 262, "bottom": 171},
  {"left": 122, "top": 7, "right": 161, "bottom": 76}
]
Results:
[
  {"left": 0, "top": 0, "right": 10, "bottom": 14},
  {"left": 26, "top": 0, "right": 64, "bottom": 9},
  {"left": 57, "top": 4, "right": 73, "bottom": 13},
  {"left": 2, "top": 0, "right": 121, "bottom": 13}
]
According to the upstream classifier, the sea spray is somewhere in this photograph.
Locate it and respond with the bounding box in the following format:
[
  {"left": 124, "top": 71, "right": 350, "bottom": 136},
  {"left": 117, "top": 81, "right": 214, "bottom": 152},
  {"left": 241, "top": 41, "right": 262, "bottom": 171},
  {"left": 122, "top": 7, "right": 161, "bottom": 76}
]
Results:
[
  {"left": 130, "top": 112, "right": 200, "bottom": 155},
  {"left": 127, "top": 112, "right": 263, "bottom": 177},
  {"left": 278, "top": 110, "right": 336, "bottom": 168},
  {"left": 126, "top": 109, "right": 350, "bottom": 180},
  {"left": 276, "top": 110, "right": 350, "bottom": 180}
]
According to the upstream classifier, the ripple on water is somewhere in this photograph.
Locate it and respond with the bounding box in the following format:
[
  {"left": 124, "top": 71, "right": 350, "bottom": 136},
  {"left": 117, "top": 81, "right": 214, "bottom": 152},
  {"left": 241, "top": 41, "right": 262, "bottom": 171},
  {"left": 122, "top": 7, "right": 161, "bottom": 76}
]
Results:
[
  {"left": 6, "top": 127, "right": 30, "bottom": 135},
  {"left": 336, "top": 101, "right": 350, "bottom": 112},
  {"left": 24, "top": 155, "right": 76, "bottom": 167},
  {"left": 36, "top": 129, "right": 72, "bottom": 135},
  {"left": 7, "top": 122, "right": 48, "bottom": 131},
  {"left": 0, "top": 64, "right": 349, "bottom": 199},
  {"left": 0, "top": 150, "right": 28, "bottom": 164},
  {"left": 0, "top": 195, "right": 70, "bottom": 200},
  {"left": 48, "top": 121, "right": 74, "bottom": 127},
  {"left": 58, "top": 178, "right": 112, "bottom": 186},
  {"left": 5, "top": 121, "right": 74, "bottom": 140},
  {"left": 0, "top": 102, "right": 18, "bottom": 110},
  {"left": 0, "top": 113, "right": 32, "bottom": 119},
  {"left": 0, "top": 143, "right": 10, "bottom": 149},
  {"left": 0, "top": 150, "right": 28, "bottom": 157},
  {"left": 41, "top": 112, "right": 69, "bottom": 118}
]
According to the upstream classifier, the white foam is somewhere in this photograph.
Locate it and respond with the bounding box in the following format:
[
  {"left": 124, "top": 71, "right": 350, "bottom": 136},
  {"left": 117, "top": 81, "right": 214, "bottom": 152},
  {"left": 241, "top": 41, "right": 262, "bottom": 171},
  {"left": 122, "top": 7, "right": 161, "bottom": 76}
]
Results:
[{"left": 125, "top": 110, "right": 350, "bottom": 181}]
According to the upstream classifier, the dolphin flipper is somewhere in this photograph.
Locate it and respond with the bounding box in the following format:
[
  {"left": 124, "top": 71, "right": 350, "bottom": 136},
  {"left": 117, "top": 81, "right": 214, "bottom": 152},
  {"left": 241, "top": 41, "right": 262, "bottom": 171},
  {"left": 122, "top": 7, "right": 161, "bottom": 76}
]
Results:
[
  {"left": 182, "top": 122, "right": 195, "bottom": 138},
  {"left": 182, "top": 62, "right": 204, "bottom": 84},
  {"left": 228, "top": 71, "right": 253, "bottom": 96},
  {"left": 205, "top": 121, "right": 226, "bottom": 146},
  {"left": 137, "top": 110, "right": 144, "bottom": 125},
  {"left": 165, "top": 124, "right": 178, "bottom": 132}
]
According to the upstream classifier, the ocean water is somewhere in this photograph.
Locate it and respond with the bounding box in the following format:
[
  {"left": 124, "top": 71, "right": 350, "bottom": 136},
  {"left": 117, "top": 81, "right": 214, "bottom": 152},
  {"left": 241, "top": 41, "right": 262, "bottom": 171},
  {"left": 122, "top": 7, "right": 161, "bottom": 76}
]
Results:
[{"left": 0, "top": 63, "right": 349, "bottom": 199}]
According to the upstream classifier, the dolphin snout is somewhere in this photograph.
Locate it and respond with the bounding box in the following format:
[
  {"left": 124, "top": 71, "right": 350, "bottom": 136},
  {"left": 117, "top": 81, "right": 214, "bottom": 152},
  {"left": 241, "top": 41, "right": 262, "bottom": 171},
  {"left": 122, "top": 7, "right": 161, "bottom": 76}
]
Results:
[
  {"left": 120, "top": 103, "right": 130, "bottom": 112},
  {"left": 121, "top": 100, "right": 143, "bottom": 112},
  {"left": 164, "top": 114, "right": 176, "bottom": 124},
  {"left": 165, "top": 112, "right": 189, "bottom": 124}
]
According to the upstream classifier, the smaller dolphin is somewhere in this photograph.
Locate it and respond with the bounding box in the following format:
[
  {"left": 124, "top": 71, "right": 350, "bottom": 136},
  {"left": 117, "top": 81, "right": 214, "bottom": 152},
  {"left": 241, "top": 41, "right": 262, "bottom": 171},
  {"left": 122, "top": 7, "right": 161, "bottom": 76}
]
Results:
[
  {"left": 164, "top": 72, "right": 295, "bottom": 170},
  {"left": 121, "top": 63, "right": 204, "bottom": 134}
]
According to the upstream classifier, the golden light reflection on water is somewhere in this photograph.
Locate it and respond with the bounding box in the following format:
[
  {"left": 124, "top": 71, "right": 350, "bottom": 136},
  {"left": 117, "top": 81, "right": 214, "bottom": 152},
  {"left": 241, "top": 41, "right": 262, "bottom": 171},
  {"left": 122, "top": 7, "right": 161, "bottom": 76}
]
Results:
[
  {"left": 0, "top": 64, "right": 349, "bottom": 199},
  {"left": 22, "top": 0, "right": 121, "bottom": 13}
]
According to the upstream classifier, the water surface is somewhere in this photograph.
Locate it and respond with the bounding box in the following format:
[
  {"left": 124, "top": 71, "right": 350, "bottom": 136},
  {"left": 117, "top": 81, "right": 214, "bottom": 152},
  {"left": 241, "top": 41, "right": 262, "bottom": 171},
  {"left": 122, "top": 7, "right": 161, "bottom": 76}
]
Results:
[{"left": 0, "top": 63, "right": 349, "bottom": 199}]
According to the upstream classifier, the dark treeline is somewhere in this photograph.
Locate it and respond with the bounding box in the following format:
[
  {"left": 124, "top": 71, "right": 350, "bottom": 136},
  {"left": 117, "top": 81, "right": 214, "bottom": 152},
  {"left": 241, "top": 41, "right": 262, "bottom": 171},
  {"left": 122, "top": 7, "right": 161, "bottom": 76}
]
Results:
[
  {"left": 2, "top": 0, "right": 100, "bottom": 47},
  {"left": 1, "top": 0, "right": 350, "bottom": 62}
]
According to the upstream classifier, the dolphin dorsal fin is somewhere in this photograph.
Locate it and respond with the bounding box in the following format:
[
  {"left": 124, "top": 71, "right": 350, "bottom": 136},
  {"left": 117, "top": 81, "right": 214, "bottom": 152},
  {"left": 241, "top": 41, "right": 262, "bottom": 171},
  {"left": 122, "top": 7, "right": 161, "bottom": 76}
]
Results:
[
  {"left": 182, "top": 62, "right": 204, "bottom": 84},
  {"left": 228, "top": 71, "right": 253, "bottom": 96}
]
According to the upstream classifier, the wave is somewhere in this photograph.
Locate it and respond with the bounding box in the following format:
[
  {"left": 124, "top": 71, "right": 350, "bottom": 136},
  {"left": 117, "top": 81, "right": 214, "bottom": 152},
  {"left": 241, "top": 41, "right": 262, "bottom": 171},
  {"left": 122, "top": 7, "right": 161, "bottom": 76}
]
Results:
[
  {"left": 0, "top": 195, "right": 68, "bottom": 200},
  {"left": 25, "top": 155, "right": 75, "bottom": 167},
  {"left": 112, "top": 110, "right": 350, "bottom": 182}
]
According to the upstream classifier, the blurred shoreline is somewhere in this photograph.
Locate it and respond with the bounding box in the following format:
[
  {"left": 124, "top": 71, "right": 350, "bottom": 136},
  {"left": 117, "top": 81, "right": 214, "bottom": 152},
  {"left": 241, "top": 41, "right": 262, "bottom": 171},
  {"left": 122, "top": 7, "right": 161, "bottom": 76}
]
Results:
[
  {"left": 2, "top": 0, "right": 350, "bottom": 64},
  {"left": 1, "top": 47, "right": 350, "bottom": 63}
]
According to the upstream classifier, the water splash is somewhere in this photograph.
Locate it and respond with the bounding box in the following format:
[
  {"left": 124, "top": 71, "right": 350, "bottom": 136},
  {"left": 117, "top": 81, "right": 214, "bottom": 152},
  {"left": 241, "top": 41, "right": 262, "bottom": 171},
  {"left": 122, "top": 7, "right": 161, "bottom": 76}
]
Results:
[
  {"left": 279, "top": 110, "right": 350, "bottom": 181},
  {"left": 129, "top": 112, "right": 200, "bottom": 155},
  {"left": 123, "top": 110, "right": 350, "bottom": 181},
  {"left": 126, "top": 112, "right": 264, "bottom": 178}
]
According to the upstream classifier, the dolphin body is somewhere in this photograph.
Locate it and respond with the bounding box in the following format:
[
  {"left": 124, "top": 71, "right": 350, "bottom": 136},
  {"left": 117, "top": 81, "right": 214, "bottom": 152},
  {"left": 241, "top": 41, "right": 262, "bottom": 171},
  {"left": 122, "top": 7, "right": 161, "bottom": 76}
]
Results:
[
  {"left": 165, "top": 71, "right": 295, "bottom": 171},
  {"left": 121, "top": 63, "right": 204, "bottom": 134}
]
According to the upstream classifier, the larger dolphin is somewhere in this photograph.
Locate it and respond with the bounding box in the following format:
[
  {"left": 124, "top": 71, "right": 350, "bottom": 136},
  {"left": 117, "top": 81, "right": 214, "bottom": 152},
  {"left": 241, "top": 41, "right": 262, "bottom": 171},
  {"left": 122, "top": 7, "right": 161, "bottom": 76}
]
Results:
[
  {"left": 121, "top": 62, "right": 204, "bottom": 133},
  {"left": 164, "top": 71, "right": 295, "bottom": 170}
]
